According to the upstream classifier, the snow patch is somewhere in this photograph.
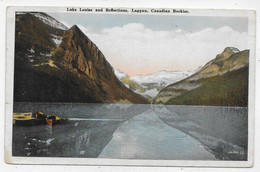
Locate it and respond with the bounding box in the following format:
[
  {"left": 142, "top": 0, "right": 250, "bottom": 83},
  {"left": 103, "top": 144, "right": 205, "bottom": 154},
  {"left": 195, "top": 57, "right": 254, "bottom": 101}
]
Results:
[
  {"left": 51, "top": 34, "right": 63, "bottom": 46},
  {"left": 29, "top": 48, "right": 35, "bottom": 53},
  {"left": 32, "top": 12, "right": 68, "bottom": 30},
  {"left": 40, "top": 52, "right": 52, "bottom": 57},
  {"left": 114, "top": 69, "right": 195, "bottom": 98},
  {"left": 228, "top": 47, "right": 240, "bottom": 53},
  {"left": 132, "top": 70, "right": 195, "bottom": 87},
  {"left": 114, "top": 69, "right": 128, "bottom": 79}
]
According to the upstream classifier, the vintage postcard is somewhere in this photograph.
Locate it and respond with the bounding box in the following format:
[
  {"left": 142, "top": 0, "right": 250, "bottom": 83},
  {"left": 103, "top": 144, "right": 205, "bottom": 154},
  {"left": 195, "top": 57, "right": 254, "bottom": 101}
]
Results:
[{"left": 5, "top": 6, "right": 255, "bottom": 167}]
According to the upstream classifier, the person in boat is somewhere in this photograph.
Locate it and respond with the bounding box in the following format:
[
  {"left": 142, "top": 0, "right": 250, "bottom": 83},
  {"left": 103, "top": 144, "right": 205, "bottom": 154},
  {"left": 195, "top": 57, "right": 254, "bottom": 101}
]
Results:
[
  {"left": 46, "top": 114, "right": 61, "bottom": 126},
  {"left": 33, "top": 112, "right": 47, "bottom": 119}
]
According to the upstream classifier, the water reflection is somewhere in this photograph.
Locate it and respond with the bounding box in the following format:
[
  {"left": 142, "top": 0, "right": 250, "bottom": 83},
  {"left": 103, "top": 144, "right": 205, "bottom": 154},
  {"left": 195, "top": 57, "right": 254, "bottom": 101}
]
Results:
[
  {"left": 99, "top": 110, "right": 217, "bottom": 160},
  {"left": 153, "top": 104, "right": 248, "bottom": 160},
  {"left": 75, "top": 129, "right": 91, "bottom": 155},
  {"left": 12, "top": 103, "right": 248, "bottom": 160},
  {"left": 13, "top": 103, "right": 150, "bottom": 157}
]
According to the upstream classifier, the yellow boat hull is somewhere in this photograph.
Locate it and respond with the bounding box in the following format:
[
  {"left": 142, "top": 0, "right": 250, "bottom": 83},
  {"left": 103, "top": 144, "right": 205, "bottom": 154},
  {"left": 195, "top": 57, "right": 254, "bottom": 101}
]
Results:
[{"left": 13, "top": 112, "right": 61, "bottom": 126}]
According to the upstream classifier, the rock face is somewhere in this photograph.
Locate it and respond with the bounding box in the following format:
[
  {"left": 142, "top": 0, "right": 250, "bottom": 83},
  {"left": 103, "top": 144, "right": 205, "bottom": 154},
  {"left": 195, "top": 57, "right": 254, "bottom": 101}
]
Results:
[
  {"left": 14, "top": 12, "right": 148, "bottom": 104},
  {"left": 189, "top": 47, "right": 249, "bottom": 81},
  {"left": 56, "top": 25, "right": 116, "bottom": 81},
  {"left": 154, "top": 47, "right": 249, "bottom": 106}
]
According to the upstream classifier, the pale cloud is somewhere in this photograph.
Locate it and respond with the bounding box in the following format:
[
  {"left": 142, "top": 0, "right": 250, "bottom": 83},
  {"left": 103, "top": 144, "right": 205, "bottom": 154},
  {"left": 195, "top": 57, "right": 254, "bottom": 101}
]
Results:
[{"left": 78, "top": 23, "right": 248, "bottom": 76}]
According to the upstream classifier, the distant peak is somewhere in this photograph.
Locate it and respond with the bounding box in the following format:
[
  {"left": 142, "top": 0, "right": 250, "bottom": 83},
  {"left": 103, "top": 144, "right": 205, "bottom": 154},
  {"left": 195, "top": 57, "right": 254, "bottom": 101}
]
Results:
[
  {"left": 214, "top": 47, "right": 240, "bottom": 62},
  {"left": 114, "top": 69, "right": 129, "bottom": 79},
  {"left": 223, "top": 47, "right": 240, "bottom": 53}
]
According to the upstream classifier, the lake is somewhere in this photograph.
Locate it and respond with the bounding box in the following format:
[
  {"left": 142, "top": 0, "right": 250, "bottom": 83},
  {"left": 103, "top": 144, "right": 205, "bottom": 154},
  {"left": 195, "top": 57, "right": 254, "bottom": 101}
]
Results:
[{"left": 12, "top": 103, "right": 248, "bottom": 160}]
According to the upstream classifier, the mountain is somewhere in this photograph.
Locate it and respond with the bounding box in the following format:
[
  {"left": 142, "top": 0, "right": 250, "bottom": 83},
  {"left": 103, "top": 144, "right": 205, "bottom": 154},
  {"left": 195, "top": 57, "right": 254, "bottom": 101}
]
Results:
[
  {"left": 114, "top": 69, "right": 194, "bottom": 99},
  {"left": 14, "top": 12, "right": 148, "bottom": 104},
  {"left": 114, "top": 69, "right": 128, "bottom": 80},
  {"left": 131, "top": 70, "right": 194, "bottom": 86},
  {"left": 114, "top": 69, "right": 146, "bottom": 95},
  {"left": 154, "top": 47, "right": 249, "bottom": 106},
  {"left": 131, "top": 70, "right": 194, "bottom": 97},
  {"left": 30, "top": 12, "right": 68, "bottom": 30}
]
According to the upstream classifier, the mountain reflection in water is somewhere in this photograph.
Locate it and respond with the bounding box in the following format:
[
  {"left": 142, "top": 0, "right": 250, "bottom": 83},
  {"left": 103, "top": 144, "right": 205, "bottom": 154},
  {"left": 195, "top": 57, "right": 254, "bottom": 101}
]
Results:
[
  {"left": 13, "top": 103, "right": 248, "bottom": 160},
  {"left": 98, "top": 110, "right": 216, "bottom": 160}
]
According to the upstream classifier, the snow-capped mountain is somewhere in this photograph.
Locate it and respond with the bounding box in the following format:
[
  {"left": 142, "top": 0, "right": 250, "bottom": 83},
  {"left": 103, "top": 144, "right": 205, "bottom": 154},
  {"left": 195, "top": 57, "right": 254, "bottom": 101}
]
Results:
[
  {"left": 228, "top": 47, "right": 240, "bottom": 53},
  {"left": 131, "top": 70, "right": 195, "bottom": 88},
  {"left": 114, "top": 69, "right": 195, "bottom": 99},
  {"left": 114, "top": 69, "right": 128, "bottom": 79},
  {"left": 31, "top": 12, "right": 68, "bottom": 30}
]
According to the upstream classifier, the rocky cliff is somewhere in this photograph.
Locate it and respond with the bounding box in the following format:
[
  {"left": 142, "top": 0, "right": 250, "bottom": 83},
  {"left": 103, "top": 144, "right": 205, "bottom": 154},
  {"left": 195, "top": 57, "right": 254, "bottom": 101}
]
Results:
[{"left": 14, "top": 12, "right": 148, "bottom": 104}]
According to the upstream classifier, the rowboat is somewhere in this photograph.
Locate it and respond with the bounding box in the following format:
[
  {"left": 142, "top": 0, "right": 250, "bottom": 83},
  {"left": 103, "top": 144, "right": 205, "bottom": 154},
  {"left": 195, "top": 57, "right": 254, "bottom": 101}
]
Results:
[{"left": 13, "top": 112, "right": 65, "bottom": 126}]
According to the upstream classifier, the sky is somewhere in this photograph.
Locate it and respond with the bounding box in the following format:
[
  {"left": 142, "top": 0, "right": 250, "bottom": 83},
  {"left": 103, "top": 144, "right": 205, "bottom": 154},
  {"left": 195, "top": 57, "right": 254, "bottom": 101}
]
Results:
[{"left": 49, "top": 13, "right": 249, "bottom": 76}]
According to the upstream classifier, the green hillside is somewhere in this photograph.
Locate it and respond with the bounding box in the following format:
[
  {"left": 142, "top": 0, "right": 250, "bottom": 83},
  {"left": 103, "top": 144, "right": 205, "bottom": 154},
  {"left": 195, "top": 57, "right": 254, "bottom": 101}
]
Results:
[
  {"left": 165, "top": 66, "right": 248, "bottom": 106},
  {"left": 120, "top": 77, "right": 146, "bottom": 93}
]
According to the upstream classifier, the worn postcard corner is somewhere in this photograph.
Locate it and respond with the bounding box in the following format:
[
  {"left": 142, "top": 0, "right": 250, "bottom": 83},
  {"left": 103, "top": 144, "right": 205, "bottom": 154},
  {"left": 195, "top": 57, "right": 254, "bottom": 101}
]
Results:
[{"left": 5, "top": 6, "right": 256, "bottom": 167}]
